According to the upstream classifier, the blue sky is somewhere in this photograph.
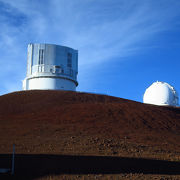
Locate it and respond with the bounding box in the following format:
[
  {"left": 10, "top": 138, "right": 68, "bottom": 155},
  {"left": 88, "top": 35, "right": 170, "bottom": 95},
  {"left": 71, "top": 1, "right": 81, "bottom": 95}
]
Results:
[{"left": 0, "top": 0, "right": 180, "bottom": 103}]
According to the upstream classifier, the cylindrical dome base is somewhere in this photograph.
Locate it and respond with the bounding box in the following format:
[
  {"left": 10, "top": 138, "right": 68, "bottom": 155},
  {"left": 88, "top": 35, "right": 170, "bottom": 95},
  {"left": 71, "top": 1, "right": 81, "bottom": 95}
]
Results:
[{"left": 23, "top": 77, "right": 76, "bottom": 91}]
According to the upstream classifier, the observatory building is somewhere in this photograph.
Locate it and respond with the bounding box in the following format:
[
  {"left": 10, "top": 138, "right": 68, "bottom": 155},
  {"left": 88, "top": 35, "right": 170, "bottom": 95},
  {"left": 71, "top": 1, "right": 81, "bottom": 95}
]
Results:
[
  {"left": 143, "top": 81, "right": 179, "bottom": 106},
  {"left": 23, "top": 43, "right": 78, "bottom": 91}
]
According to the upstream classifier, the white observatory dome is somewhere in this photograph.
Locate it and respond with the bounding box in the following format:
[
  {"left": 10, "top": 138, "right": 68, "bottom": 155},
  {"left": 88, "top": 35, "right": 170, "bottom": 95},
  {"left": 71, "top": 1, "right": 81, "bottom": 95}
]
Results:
[{"left": 143, "top": 81, "right": 179, "bottom": 106}]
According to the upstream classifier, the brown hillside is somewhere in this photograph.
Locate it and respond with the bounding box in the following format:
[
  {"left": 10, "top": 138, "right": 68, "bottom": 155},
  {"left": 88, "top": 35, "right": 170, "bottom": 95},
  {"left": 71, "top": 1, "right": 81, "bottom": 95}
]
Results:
[{"left": 0, "top": 90, "right": 180, "bottom": 179}]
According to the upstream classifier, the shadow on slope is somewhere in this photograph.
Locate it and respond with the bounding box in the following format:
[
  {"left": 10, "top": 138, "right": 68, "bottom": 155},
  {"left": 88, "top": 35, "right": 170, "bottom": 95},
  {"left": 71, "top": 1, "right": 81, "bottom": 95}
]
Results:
[{"left": 1, "top": 154, "right": 180, "bottom": 179}]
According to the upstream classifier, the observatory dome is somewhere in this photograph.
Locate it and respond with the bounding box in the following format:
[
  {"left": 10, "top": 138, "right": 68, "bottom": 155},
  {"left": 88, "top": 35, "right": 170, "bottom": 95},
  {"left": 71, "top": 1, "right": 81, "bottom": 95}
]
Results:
[
  {"left": 143, "top": 81, "right": 179, "bottom": 106},
  {"left": 23, "top": 44, "right": 78, "bottom": 91}
]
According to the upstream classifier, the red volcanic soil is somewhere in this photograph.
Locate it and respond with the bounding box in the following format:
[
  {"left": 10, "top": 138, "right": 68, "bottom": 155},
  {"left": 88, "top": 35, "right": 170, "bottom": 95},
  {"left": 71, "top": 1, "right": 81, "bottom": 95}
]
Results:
[{"left": 0, "top": 90, "right": 180, "bottom": 179}]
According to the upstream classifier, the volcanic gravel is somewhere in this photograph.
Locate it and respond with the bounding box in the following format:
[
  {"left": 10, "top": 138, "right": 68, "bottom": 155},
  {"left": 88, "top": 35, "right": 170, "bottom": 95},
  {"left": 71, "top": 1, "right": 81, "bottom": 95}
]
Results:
[{"left": 0, "top": 90, "right": 180, "bottom": 179}]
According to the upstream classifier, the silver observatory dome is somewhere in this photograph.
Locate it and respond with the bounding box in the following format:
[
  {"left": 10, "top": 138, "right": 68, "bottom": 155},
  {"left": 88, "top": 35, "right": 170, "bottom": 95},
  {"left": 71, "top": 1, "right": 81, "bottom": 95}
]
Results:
[
  {"left": 143, "top": 81, "right": 179, "bottom": 106},
  {"left": 23, "top": 43, "right": 78, "bottom": 91}
]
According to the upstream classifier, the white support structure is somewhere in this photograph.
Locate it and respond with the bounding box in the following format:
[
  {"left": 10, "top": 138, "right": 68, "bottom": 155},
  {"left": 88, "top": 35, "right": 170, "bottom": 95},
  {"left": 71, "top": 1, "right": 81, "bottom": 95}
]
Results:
[{"left": 11, "top": 144, "right": 15, "bottom": 175}]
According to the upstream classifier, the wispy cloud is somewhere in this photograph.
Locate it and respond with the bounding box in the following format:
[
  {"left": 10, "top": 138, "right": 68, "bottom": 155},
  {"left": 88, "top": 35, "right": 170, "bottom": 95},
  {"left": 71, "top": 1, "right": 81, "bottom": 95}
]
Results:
[{"left": 0, "top": 0, "right": 180, "bottom": 93}]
